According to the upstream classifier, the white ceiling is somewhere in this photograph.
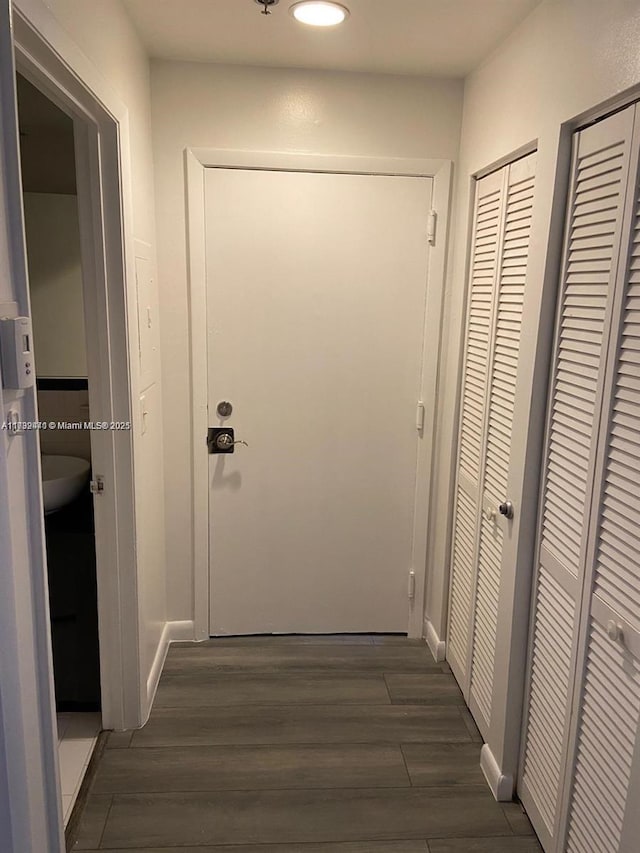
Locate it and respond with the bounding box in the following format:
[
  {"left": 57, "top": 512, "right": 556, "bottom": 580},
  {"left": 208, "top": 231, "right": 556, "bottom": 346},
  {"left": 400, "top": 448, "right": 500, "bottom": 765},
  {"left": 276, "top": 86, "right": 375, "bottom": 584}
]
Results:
[{"left": 122, "top": 0, "right": 542, "bottom": 77}]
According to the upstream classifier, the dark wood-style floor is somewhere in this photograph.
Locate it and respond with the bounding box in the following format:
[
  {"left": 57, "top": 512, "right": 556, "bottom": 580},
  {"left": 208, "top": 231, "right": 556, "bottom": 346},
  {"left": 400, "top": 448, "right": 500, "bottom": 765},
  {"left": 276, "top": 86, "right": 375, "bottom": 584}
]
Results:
[{"left": 71, "top": 636, "right": 543, "bottom": 852}]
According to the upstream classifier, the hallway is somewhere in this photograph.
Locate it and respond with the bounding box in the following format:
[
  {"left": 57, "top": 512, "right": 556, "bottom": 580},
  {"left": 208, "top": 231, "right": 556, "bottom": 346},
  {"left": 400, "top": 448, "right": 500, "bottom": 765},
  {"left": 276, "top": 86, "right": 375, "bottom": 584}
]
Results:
[{"left": 71, "top": 637, "right": 542, "bottom": 851}]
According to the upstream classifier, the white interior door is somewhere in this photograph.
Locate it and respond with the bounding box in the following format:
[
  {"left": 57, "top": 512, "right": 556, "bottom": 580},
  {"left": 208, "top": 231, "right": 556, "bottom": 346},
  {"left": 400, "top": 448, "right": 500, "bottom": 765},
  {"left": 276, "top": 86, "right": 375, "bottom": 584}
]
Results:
[
  {"left": 205, "top": 168, "right": 432, "bottom": 635},
  {"left": 468, "top": 152, "right": 536, "bottom": 734},
  {"left": 561, "top": 104, "right": 640, "bottom": 853},
  {"left": 447, "top": 153, "right": 536, "bottom": 742},
  {"left": 519, "top": 105, "right": 638, "bottom": 852},
  {"left": 447, "top": 167, "right": 505, "bottom": 686}
]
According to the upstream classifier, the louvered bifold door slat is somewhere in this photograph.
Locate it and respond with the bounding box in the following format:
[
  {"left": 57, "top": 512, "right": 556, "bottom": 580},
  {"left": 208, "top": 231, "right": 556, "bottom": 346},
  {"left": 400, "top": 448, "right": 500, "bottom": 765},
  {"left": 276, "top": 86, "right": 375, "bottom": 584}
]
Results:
[
  {"left": 592, "top": 181, "right": 640, "bottom": 632},
  {"left": 469, "top": 153, "right": 536, "bottom": 731},
  {"left": 565, "top": 618, "right": 640, "bottom": 853},
  {"left": 519, "top": 105, "right": 636, "bottom": 853},
  {"left": 563, "top": 109, "right": 640, "bottom": 853},
  {"left": 447, "top": 168, "right": 505, "bottom": 687}
]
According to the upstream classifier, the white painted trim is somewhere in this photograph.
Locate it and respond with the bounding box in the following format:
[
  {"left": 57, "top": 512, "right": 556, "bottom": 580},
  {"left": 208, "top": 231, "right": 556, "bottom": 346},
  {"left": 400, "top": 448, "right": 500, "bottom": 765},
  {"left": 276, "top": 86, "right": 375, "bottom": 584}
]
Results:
[
  {"left": 186, "top": 148, "right": 453, "bottom": 639},
  {"left": 144, "top": 622, "right": 171, "bottom": 721},
  {"left": 423, "top": 172, "right": 477, "bottom": 654},
  {"left": 190, "top": 149, "right": 448, "bottom": 178},
  {"left": 0, "top": 3, "right": 66, "bottom": 849},
  {"left": 3, "top": 2, "right": 158, "bottom": 849},
  {"left": 12, "top": 4, "right": 141, "bottom": 734},
  {"left": 480, "top": 743, "right": 514, "bottom": 802},
  {"left": 167, "top": 619, "right": 196, "bottom": 642},
  {"left": 185, "top": 150, "right": 210, "bottom": 641},
  {"left": 15, "top": 0, "right": 126, "bottom": 112},
  {"left": 475, "top": 141, "right": 538, "bottom": 181},
  {"left": 424, "top": 618, "right": 446, "bottom": 662},
  {"left": 409, "top": 160, "right": 453, "bottom": 637},
  {"left": 144, "top": 620, "right": 195, "bottom": 723}
]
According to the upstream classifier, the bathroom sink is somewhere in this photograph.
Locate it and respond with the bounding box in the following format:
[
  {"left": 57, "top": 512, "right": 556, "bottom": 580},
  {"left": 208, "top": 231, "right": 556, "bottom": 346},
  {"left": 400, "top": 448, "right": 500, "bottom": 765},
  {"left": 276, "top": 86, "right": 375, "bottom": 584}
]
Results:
[{"left": 41, "top": 455, "right": 91, "bottom": 514}]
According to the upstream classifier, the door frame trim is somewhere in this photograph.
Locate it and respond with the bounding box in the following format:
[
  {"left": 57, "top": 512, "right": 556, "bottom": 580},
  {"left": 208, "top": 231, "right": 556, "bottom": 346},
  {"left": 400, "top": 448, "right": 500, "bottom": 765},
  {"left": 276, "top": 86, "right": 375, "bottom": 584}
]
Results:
[
  {"left": 2, "top": 1, "right": 142, "bottom": 845},
  {"left": 10, "top": 0, "right": 141, "bottom": 733},
  {"left": 186, "top": 148, "right": 453, "bottom": 639}
]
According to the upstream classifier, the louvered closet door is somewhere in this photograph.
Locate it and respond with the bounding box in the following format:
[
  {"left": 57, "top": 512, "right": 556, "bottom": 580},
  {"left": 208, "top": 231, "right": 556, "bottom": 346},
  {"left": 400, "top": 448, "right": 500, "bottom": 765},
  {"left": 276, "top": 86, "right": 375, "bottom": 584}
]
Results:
[
  {"left": 468, "top": 153, "right": 536, "bottom": 733},
  {"left": 447, "top": 154, "right": 536, "bottom": 723},
  {"left": 447, "top": 168, "right": 505, "bottom": 686},
  {"left": 562, "top": 108, "right": 640, "bottom": 853},
  {"left": 519, "top": 105, "right": 637, "bottom": 853}
]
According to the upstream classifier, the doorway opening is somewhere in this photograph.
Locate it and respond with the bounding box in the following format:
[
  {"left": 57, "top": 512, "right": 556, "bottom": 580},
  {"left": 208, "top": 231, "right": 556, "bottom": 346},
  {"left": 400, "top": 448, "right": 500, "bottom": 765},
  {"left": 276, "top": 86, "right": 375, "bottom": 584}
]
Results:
[
  {"left": 2, "top": 10, "right": 142, "bottom": 848},
  {"left": 16, "top": 73, "right": 101, "bottom": 826}
]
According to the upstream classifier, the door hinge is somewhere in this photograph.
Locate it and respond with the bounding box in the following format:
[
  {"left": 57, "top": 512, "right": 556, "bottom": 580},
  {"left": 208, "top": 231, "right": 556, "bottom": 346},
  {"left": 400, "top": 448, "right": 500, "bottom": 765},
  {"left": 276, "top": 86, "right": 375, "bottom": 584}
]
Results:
[
  {"left": 408, "top": 569, "right": 416, "bottom": 600},
  {"left": 90, "top": 475, "right": 105, "bottom": 495},
  {"left": 427, "top": 209, "right": 437, "bottom": 245},
  {"left": 416, "top": 401, "right": 425, "bottom": 432}
]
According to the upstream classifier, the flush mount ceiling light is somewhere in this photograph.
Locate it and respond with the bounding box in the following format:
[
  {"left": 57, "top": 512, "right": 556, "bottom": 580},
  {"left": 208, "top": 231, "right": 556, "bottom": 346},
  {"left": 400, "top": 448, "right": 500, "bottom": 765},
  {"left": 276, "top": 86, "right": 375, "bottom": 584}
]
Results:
[{"left": 290, "top": 1, "right": 350, "bottom": 27}]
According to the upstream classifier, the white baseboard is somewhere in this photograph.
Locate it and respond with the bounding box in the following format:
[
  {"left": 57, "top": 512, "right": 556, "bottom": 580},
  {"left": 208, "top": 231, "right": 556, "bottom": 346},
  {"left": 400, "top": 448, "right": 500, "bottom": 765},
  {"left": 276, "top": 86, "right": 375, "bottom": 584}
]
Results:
[
  {"left": 144, "top": 622, "right": 171, "bottom": 723},
  {"left": 480, "top": 743, "right": 514, "bottom": 802},
  {"left": 424, "top": 618, "right": 446, "bottom": 662},
  {"left": 143, "top": 620, "right": 196, "bottom": 723},
  {"left": 167, "top": 619, "right": 196, "bottom": 642}
]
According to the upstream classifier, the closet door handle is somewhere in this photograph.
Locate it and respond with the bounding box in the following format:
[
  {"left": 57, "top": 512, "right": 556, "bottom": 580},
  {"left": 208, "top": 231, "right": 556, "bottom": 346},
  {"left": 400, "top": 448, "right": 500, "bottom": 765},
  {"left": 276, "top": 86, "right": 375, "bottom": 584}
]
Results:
[
  {"left": 606, "top": 621, "right": 624, "bottom": 643},
  {"left": 499, "top": 501, "right": 514, "bottom": 520}
]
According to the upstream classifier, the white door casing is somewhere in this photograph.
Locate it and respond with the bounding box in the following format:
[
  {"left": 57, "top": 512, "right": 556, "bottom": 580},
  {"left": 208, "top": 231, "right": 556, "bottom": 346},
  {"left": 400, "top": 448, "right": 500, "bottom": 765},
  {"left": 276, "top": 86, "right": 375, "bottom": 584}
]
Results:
[
  {"left": 11, "top": 0, "right": 144, "bottom": 731},
  {"left": 0, "top": 2, "right": 63, "bottom": 849},
  {"left": 187, "top": 151, "right": 453, "bottom": 642},
  {"left": 520, "top": 103, "right": 640, "bottom": 853},
  {"left": 205, "top": 167, "right": 434, "bottom": 635},
  {"left": 0, "top": 12, "right": 145, "bottom": 850}
]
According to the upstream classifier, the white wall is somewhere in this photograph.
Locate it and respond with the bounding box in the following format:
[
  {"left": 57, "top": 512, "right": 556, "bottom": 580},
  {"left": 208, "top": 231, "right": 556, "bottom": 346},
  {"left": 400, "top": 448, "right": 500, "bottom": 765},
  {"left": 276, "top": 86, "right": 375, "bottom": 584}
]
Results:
[
  {"left": 150, "top": 60, "right": 464, "bottom": 622},
  {"left": 426, "top": 0, "right": 640, "bottom": 780},
  {"left": 38, "top": 0, "right": 157, "bottom": 245},
  {"left": 23, "top": 193, "right": 87, "bottom": 378},
  {"left": 17, "top": 0, "right": 167, "bottom": 718}
]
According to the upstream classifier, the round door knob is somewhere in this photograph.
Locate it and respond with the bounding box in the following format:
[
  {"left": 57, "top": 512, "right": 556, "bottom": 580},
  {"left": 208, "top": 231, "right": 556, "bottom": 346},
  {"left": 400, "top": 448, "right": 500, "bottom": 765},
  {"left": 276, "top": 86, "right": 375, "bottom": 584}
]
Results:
[
  {"left": 499, "top": 501, "right": 514, "bottom": 520},
  {"left": 606, "top": 621, "right": 623, "bottom": 643}
]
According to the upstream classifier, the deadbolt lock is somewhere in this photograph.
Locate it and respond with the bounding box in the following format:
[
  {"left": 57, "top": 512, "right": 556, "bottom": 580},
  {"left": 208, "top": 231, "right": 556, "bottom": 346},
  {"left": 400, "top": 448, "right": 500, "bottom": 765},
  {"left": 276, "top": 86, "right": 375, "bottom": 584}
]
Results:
[{"left": 216, "top": 400, "right": 233, "bottom": 418}]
